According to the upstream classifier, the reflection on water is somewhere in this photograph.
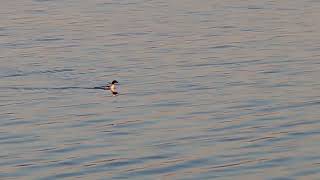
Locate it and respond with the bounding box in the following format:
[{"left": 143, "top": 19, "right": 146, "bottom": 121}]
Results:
[{"left": 1, "top": 0, "right": 320, "bottom": 179}]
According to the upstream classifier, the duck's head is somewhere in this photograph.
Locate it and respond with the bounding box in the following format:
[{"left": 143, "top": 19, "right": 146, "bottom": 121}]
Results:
[{"left": 111, "top": 80, "right": 118, "bottom": 84}]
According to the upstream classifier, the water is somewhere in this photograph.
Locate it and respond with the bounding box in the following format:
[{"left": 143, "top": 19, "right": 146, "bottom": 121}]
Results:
[{"left": 1, "top": 0, "right": 320, "bottom": 179}]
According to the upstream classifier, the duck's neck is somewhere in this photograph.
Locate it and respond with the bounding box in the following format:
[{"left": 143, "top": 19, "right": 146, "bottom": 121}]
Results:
[{"left": 110, "top": 84, "right": 116, "bottom": 92}]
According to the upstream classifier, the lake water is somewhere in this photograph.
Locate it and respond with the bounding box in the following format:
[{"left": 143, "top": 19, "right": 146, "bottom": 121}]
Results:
[{"left": 1, "top": 0, "right": 320, "bottom": 179}]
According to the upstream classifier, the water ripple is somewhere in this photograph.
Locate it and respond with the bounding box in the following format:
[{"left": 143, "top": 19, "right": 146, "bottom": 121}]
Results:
[{"left": 1, "top": 0, "right": 320, "bottom": 179}]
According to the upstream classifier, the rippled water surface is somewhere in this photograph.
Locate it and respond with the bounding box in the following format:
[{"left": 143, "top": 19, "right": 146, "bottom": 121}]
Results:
[{"left": 1, "top": 0, "right": 320, "bottom": 179}]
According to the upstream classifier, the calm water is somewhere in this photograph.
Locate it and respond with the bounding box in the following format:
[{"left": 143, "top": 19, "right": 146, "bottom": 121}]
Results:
[{"left": 1, "top": 0, "right": 320, "bottom": 179}]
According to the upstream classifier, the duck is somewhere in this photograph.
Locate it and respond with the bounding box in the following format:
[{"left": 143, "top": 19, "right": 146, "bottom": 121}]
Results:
[{"left": 105, "top": 80, "right": 119, "bottom": 96}]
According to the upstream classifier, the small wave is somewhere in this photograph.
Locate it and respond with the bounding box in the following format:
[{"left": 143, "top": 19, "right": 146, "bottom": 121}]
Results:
[
  {"left": 0, "top": 86, "right": 95, "bottom": 91},
  {"left": 0, "top": 69, "right": 73, "bottom": 78}
]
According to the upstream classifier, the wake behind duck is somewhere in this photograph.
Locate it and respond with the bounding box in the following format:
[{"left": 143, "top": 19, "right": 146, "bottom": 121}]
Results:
[{"left": 2, "top": 80, "right": 120, "bottom": 96}]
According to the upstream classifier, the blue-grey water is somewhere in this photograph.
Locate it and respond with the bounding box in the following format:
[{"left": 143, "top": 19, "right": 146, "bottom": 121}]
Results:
[{"left": 1, "top": 0, "right": 320, "bottom": 179}]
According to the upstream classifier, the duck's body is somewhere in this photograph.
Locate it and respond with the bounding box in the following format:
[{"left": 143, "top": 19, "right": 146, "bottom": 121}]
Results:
[{"left": 105, "top": 80, "right": 118, "bottom": 96}]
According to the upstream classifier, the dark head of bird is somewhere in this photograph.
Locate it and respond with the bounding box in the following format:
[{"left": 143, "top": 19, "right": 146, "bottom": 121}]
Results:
[{"left": 111, "top": 80, "right": 118, "bottom": 84}]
